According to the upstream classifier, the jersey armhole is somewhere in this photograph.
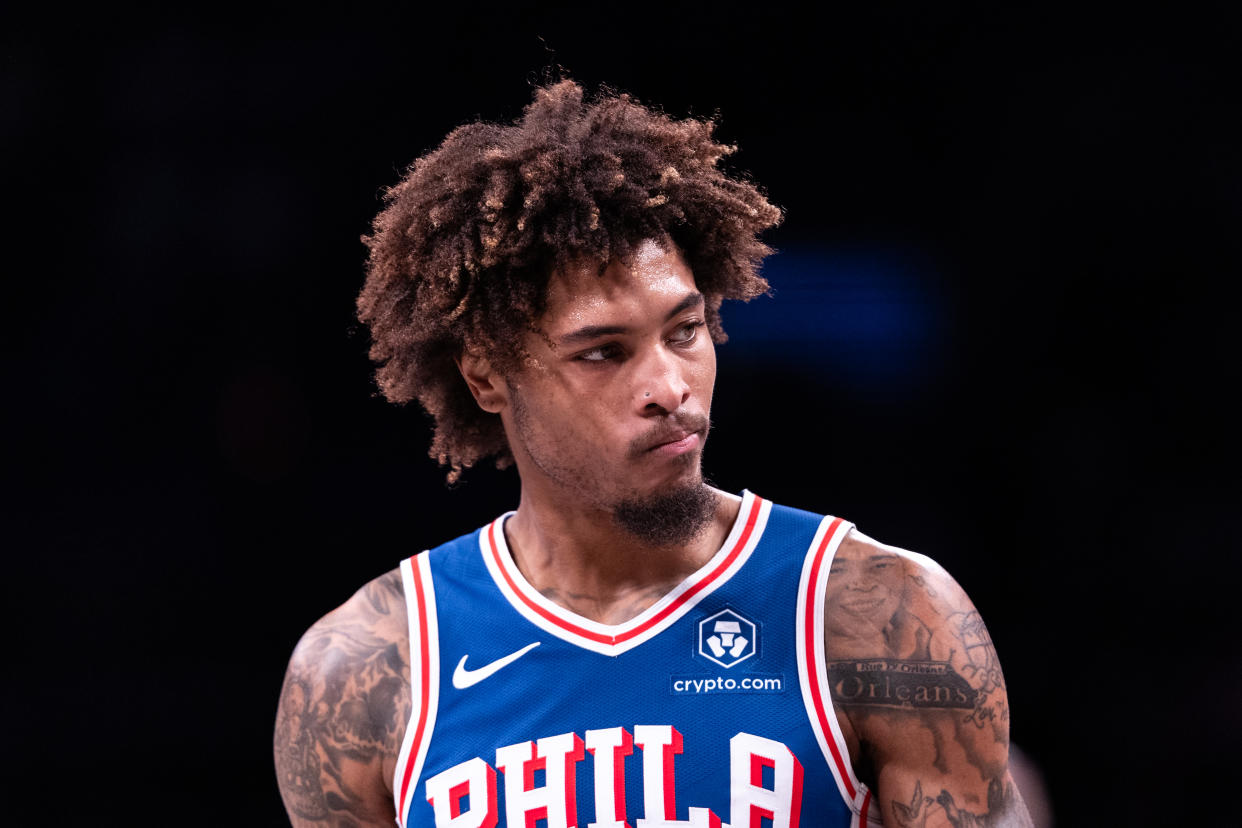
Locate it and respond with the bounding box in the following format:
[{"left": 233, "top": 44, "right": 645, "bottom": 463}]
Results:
[
  {"left": 794, "top": 516, "right": 882, "bottom": 826},
  {"left": 392, "top": 553, "right": 441, "bottom": 827}
]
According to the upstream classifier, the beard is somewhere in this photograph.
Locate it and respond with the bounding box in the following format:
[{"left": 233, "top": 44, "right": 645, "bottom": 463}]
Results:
[{"left": 611, "top": 481, "right": 719, "bottom": 548}]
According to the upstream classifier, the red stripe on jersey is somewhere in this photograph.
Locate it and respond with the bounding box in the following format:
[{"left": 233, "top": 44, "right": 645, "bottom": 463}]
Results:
[
  {"left": 802, "top": 517, "right": 856, "bottom": 801},
  {"left": 448, "top": 780, "right": 470, "bottom": 820},
  {"left": 487, "top": 496, "right": 763, "bottom": 646},
  {"left": 611, "top": 731, "right": 633, "bottom": 825},
  {"left": 663, "top": 728, "right": 684, "bottom": 819},
  {"left": 398, "top": 558, "right": 433, "bottom": 821},
  {"left": 788, "top": 749, "right": 804, "bottom": 828},
  {"left": 750, "top": 807, "right": 775, "bottom": 828},
  {"left": 750, "top": 753, "right": 775, "bottom": 787},
  {"left": 859, "top": 790, "right": 871, "bottom": 824}
]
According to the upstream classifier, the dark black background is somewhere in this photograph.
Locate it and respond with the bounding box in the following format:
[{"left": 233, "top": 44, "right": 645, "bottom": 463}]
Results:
[{"left": 6, "top": 3, "right": 1239, "bottom": 825}]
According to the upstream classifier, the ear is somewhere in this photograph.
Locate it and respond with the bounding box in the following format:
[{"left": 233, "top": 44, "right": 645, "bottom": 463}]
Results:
[{"left": 456, "top": 351, "right": 508, "bottom": 414}]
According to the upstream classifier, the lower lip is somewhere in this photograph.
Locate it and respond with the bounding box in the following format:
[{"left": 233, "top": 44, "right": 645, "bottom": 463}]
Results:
[{"left": 650, "top": 432, "right": 701, "bottom": 457}]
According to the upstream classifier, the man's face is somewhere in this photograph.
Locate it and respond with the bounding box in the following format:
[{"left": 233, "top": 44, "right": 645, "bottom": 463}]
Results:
[
  {"left": 825, "top": 545, "right": 905, "bottom": 629},
  {"left": 499, "top": 239, "right": 717, "bottom": 520}
]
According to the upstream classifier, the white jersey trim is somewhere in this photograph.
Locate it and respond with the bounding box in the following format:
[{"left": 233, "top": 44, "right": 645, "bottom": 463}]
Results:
[
  {"left": 795, "top": 515, "right": 873, "bottom": 816},
  {"left": 479, "top": 490, "right": 771, "bottom": 656},
  {"left": 393, "top": 554, "right": 441, "bottom": 827}
]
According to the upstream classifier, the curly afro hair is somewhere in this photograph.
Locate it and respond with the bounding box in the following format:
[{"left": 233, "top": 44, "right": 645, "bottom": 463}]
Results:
[{"left": 357, "top": 79, "right": 782, "bottom": 481}]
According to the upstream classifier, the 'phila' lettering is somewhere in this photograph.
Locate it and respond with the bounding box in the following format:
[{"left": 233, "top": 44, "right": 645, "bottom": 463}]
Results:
[{"left": 424, "top": 727, "right": 803, "bottom": 828}]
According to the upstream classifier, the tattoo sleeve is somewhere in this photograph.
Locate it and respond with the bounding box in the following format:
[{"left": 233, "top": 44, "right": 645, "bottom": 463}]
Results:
[
  {"left": 274, "top": 570, "right": 411, "bottom": 827},
  {"left": 824, "top": 540, "right": 1033, "bottom": 827}
]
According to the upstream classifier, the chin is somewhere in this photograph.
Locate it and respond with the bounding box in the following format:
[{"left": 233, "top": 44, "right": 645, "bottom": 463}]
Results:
[
  {"left": 611, "top": 478, "right": 719, "bottom": 547},
  {"left": 643, "top": 465, "right": 705, "bottom": 496}
]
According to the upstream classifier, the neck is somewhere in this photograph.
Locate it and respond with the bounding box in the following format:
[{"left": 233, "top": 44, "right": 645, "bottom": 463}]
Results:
[{"left": 503, "top": 483, "right": 742, "bottom": 625}]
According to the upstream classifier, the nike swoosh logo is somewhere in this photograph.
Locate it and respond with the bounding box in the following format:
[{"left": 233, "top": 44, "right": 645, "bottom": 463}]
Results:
[{"left": 452, "top": 642, "right": 540, "bottom": 689}]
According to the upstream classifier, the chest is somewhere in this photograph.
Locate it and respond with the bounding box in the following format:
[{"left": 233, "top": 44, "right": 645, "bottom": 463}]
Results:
[
  {"left": 426, "top": 602, "right": 822, "bottom": 827},
  {"left": 393, "top": 499, "right": 863, "bottom": 828}
]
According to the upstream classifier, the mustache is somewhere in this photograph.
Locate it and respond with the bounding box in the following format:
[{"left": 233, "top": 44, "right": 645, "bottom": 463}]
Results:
[{"left": 628, "top": 413, "right": 711, "bottom": 457}]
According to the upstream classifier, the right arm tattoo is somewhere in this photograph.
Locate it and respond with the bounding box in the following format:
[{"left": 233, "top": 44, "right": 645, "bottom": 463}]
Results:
[
  {"left": 274, "top": 570, "right": 411, "bottom": 826},
  {"left": 824, "top": 539, "right": 1032, "bottom": 827}
]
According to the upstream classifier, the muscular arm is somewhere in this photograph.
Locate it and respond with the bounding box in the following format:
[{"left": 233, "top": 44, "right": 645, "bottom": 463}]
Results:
[
  {"left": 824, "top": 532, "right": 1032, "bottom": 827},
  {"left": 274, "top": 569, "right": 412, "bottom": 827}
]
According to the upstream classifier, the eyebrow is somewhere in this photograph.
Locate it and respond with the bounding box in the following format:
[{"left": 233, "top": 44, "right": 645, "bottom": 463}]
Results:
[{"left": 557, "top": 291, "right": 704, "bottom": 346}]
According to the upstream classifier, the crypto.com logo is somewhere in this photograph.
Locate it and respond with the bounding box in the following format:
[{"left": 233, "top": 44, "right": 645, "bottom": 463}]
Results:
[{"left": 697, "top": 608, "right": 757, "bottom": 668}]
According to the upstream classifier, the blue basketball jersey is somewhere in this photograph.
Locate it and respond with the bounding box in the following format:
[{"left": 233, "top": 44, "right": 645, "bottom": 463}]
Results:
[{"left": 392, "top": 491, "right": 881, "bottom": 828}]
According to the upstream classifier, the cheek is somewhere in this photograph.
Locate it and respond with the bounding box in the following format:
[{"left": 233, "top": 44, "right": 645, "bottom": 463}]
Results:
[
  {"left": 825, "top": 568, "right": 853, "bottom": 594},
  {"left": 880, "top": 573, "right": 904, "bottom": 595},
  {"left": 697, "top": 344, "right": 718, "bottom": 394},
  {"left": 554, "top": 400, "right": 621, "bottom": 454}
]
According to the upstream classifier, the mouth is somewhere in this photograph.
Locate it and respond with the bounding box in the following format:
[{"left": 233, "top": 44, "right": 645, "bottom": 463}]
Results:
[
  {"left": 646, "top": 429, "right": 703, "bottom": 458},
  {"left": 841, "top": 596, "right": 888, "bottom": 615},
  {"left": 631, "top": 414, "right": 711, "bottom": 460}
]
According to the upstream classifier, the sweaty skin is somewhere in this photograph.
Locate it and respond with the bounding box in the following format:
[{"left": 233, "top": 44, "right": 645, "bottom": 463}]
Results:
[{"left": 274, "top": 241, "right": 1032, "bottom": 827}]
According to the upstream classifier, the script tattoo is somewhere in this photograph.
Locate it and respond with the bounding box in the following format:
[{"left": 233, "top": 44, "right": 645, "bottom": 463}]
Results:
[
  {"left": 274, "top": 570, "right": 410, "bottom": 826},
  {"left": 828, "top": 658, "right": 976, "bottom": 710},
  {"left": 824, "top": 536, "right": 1030, "bottom": 827},
  {"left": 948, "top": 611, "right": 1008, "bottom": 729}
]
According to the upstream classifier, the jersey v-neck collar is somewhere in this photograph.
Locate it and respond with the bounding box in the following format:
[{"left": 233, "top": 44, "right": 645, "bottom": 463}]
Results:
[{"left": 478, "top": 489, "right": 771, "bottom": 656}]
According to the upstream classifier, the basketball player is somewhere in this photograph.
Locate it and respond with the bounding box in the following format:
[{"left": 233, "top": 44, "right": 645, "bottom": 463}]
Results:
[{"left": 274, "top": 80, "right": 1033, "bottom": 828}]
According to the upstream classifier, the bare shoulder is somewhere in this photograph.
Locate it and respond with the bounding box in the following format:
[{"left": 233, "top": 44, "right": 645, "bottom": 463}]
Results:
[
  {"left": 825, "top": 529, "right": 985, "bottom": 663},
  {"left": 824, "top": 529, "right": 1032, "bottom": 826},
  {"left": 274, "top": 568, "right": 412, "bottom": 827}
]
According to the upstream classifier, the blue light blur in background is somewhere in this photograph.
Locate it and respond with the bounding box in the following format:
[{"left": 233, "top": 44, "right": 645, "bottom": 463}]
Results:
[{"left": 721, "top": 244, "right": 948, "bottom": 395}]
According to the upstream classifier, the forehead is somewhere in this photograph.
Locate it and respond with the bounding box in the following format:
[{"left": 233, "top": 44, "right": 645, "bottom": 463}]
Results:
[
  {"left": 541, "top": 239, "right": 698, "bottom": 330},
  {"left": 832, "top": 542, "right": 901, "bottom": 567}
]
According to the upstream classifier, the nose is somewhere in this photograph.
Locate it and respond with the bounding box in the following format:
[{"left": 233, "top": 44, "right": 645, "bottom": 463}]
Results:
[{"left": 634, "top": 347, "right": 691, "bottom": 415}]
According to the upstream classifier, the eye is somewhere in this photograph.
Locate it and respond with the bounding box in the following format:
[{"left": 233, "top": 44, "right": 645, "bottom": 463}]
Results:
[
  {"left": 577, "top": 343, "right": 623, "bottom": 363},
  {"left": 669, "top": 320, "right": 703, "bottom": 345}
]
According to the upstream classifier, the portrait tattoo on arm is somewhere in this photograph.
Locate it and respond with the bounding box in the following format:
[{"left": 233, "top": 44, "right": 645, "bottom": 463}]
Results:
[
  {"left": 274, "top": 571, "right": 411, "bottom": 826},
  {"left": 824, "top": 540, "right": 1031, "bottom": 827}
]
